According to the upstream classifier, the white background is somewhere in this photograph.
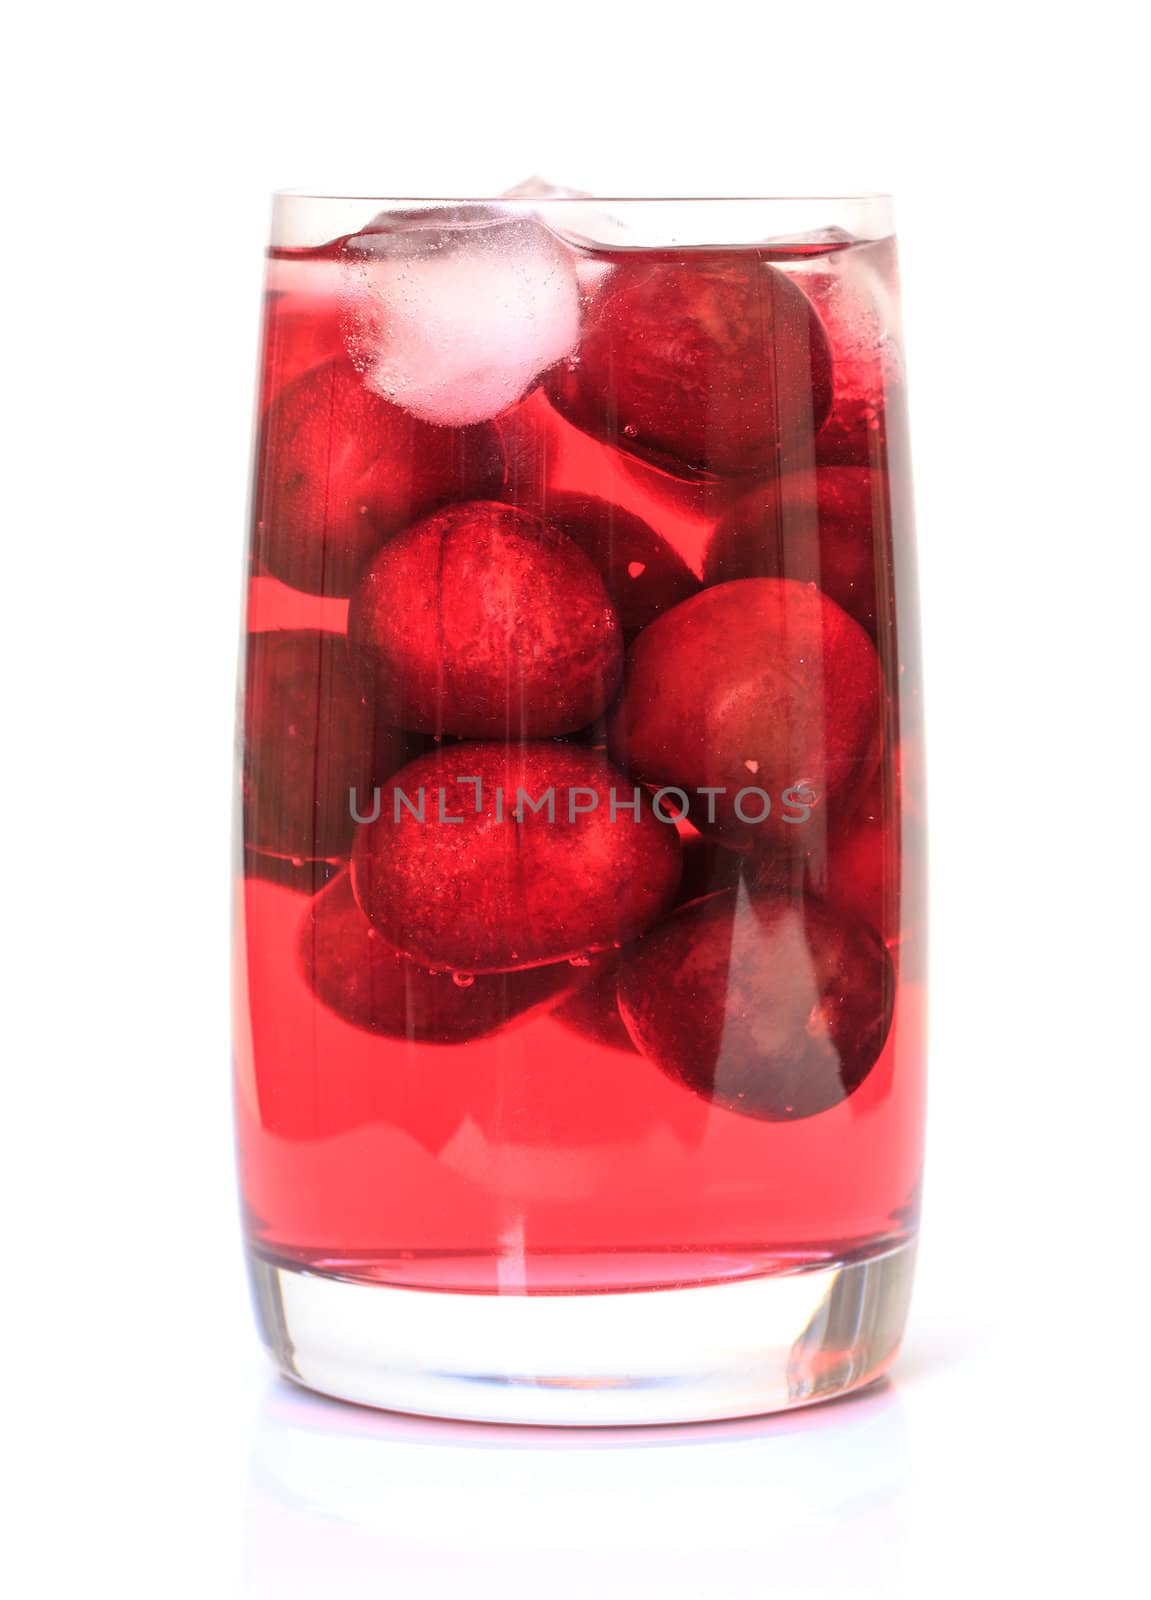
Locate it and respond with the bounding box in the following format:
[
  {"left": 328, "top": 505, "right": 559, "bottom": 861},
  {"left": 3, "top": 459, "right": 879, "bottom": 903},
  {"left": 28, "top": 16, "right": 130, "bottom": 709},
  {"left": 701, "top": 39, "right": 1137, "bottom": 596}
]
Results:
[{"left": 5, "top": 2, "right": 1150, "bottom": 1594}]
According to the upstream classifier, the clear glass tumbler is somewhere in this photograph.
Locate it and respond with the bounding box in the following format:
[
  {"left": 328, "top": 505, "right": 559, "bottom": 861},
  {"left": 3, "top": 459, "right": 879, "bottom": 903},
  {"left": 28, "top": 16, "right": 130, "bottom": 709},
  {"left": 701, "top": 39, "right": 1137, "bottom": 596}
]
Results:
[{"left": 234, "top": 192, "right": 926, "bottom": 1424}]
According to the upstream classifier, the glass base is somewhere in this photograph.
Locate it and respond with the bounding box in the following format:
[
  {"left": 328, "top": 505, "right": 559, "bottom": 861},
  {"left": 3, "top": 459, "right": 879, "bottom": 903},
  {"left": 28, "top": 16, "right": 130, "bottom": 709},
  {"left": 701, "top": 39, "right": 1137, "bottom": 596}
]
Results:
[{"left": 248, "top": 1238, "right": 916, "bottom": 1426}]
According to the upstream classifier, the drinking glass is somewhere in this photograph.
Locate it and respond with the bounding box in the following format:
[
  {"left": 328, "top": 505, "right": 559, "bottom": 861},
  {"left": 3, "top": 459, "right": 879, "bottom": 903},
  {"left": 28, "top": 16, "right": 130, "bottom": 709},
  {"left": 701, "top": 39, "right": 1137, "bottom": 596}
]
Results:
[{"left": 234, "top": 191, "right": 926, "bottom": 1424}]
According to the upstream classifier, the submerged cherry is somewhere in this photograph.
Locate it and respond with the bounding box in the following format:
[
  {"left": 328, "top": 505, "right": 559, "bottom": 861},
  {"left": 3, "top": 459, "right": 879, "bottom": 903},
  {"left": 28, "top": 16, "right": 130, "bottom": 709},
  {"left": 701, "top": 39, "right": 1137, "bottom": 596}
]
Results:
[
  {"left": 351, "top": 742, "right": 682, "bottom": 973},
  {"left": 253, "top": 357, "right": 504, "bottom": 597},
  {"left": 548, "top": 253, "right": 833, "bottom": 479},
  {"left": 301, "top": 873, "right": 581, "bottom": 1043},
  {"left": 619, "top": 888, "right": 894, "bottom": 1120},
  {"left": 608, "top": 578, "right": 881, "bottom": 847},
  {"left": 243, "top": 628, "right": 406, "bottom": 863},
  {"left": 347, "top": 501, "right": 623, "bottom": 737},
  {"left": 705, "top": 466, "right": 891, "bottom": 637},
  {"left": 528, "top": 491, "right": 701, "bottom": 640}
]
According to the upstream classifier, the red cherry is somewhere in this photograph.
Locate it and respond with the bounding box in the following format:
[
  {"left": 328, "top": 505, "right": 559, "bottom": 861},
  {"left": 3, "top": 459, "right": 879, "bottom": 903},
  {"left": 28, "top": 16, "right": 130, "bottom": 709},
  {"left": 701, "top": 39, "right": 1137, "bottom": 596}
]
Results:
[
  {"left": 748, "top": 772, "right": 894, "bottom": 941},
  {"left": 816, "top": 400, "right": 890, "bottom": 470},
  {"left": 608, "top": 578, "right": 881, "bottom": 847},
  {"left": 257, "top": 291, "right": 345, "bottom": 413},
  {"left": 704, "top": 466, "right": 891, "bottom": 638},
  {"left": 243, "top": 629, "right": 405, "bottom": 863},
  {"left": 552, "top": 834, "right": 741, "bottom": 1053},
  {"left": 618, "top": 889, "right": 894, "bottom": 1120},
  {"left": 528, "top": 491, "right": 701, "bottom": 640},
  {"left": 300, "top": 873, "right": 581, "bottom": 1043},
  {"left": 822, "top": 802, "right": 890, "bottom": 934},
  {"left": 548, "top": 253, "right": 833, "bottom": 479},
  {"left": 347, "top": 502, "right": 623, "bottom": 738},
  {"left": 351, "top": 742, "right": 682, "bottom": 973},
  {"left": 253, "top": 357, "right": 504, "bottom": 597},
  {"left": 552, "top": 963, "right": 637, "bottom": 1054}
]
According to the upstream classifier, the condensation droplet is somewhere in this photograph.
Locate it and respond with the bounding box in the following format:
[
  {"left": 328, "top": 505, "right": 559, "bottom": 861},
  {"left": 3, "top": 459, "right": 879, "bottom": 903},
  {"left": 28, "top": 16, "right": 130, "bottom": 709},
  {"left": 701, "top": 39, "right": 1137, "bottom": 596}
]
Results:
[
  {"left": 627, "top": 561, "right": 646, "bottom": 579},
  {"left": 451, "top": 971, "right": 475, "bottom": 989},
  {"left": 622, "top": 423, "right": 638, "bottom": 438}
]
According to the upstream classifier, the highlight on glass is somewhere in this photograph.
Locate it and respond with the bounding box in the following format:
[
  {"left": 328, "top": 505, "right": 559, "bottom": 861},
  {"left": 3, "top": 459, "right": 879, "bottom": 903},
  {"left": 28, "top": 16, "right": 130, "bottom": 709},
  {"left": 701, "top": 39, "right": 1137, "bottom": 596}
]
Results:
[{"left": 234, "top": 189, "right": 926, "bottom": 1425}]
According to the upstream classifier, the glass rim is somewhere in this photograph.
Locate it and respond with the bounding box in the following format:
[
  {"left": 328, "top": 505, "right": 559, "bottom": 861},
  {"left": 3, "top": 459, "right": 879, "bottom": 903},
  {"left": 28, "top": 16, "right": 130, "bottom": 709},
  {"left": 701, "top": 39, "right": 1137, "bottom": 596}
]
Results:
[
  {"left": 267, "top": 192, "right": 897, "bottom": 252},
  {"left": 272, "top": 188, "right": 894, "bottom": 204}
]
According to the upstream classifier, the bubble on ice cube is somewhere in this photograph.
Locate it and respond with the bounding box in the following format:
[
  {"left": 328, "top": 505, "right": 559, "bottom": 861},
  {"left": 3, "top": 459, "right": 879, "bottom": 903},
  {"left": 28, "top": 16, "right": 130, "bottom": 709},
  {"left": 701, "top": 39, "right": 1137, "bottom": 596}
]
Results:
[{"left": 341, "top": 209, "right": 580, "bottom": 427}]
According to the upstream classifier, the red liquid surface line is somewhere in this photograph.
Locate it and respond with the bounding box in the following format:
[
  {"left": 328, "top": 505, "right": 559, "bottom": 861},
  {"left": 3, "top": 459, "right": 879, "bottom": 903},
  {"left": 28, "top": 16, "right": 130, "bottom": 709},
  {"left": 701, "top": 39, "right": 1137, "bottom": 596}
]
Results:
[{"left": 236, "top": 225, "right": 925, "bottom": 1296}]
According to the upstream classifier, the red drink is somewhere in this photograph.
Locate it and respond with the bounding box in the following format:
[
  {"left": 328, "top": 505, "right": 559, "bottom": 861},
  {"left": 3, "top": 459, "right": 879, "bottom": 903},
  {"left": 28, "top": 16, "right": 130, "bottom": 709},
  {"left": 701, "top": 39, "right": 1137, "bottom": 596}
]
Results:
[{"left": 235, "top": 194, "right": 926, "bottom": 1422}]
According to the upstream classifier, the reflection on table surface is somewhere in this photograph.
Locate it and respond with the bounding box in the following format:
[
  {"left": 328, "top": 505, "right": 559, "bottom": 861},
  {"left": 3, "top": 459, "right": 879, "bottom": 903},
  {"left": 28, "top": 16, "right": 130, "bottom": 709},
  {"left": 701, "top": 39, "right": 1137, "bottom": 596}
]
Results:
[{"left": 245, "top": 1374, "right": 910, "bottom": 1597}]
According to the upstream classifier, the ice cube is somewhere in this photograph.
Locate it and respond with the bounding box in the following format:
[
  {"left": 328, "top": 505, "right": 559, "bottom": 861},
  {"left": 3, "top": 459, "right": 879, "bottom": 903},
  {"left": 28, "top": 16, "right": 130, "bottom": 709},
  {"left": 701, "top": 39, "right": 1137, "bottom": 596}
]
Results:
[
  {"left": 341, "top": 209, "right": 580, "bottom": 427},
  {"left": 500, "top": 176, "right": 592, "bottom": 199}
]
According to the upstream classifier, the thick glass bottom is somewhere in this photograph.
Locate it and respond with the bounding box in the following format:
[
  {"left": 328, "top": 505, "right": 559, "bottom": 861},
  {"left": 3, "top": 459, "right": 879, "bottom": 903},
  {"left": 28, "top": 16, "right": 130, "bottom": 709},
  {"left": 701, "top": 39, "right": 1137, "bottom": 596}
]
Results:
[{"left": 247, "top": 1238, "right": 916, "bottom": 1426}]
